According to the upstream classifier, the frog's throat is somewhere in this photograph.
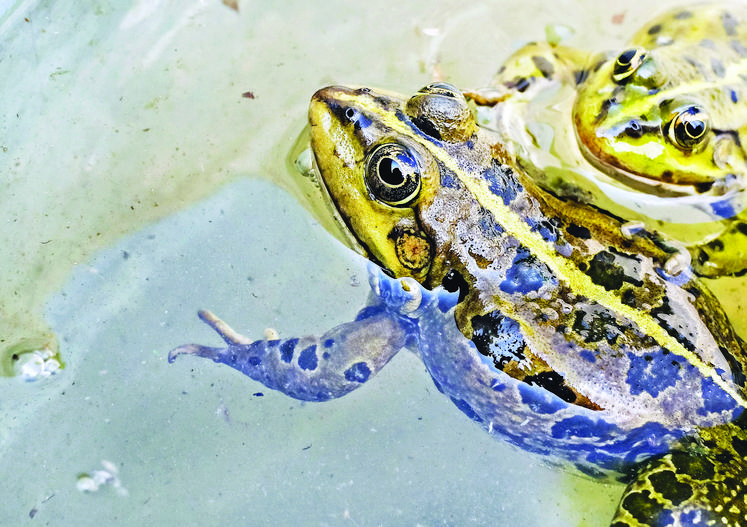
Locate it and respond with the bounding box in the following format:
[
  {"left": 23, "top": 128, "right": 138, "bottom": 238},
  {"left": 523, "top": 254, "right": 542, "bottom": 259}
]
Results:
[{"left": 331, "top": 89, "right": 747, "bottom": 410}]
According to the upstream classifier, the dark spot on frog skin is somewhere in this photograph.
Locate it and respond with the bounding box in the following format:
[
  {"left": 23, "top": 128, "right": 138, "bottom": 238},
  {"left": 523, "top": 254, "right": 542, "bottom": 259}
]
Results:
[
  {"left": 700, "top": 377, "right": 740, "bottom": 415},
  {"left": 506, "top": 77, "right": 531, "bottom": 93},
  {"left": 280, "top": 338, "right": 298, "bottom": 363},
  {"left": 722, "top": 10, "right": 739, "bottom": 36},
  {"left": 594, "top": 97, "right": 616, "bottom": 124},
  {"left": 651, "top": 300, "right": 697, "bottom": 352},
  {"left": 471, "top": 311, "right": 526, "bottom": 369},
  {"left": 500, "top": 249, "right": 551, "bottom": 294},
  {"left": 572, "top": 310, "right": 621, "bottom": 344},
  {"left": 700, "top": 38, "right": 717, "bottom": 51},
  {"left": 574, "top": 69, "right": 589, "bottom": 85},
  {"left": 344, "top": 362, "right": 371, "bottom": 383},
  {"left": 732, "top": 39, "right": 747, "bottom": 57},
  {"left": 674, "top": 10, "right": 693, "bottom": 20},
  {"left": 711, "top": 57, "right": 726, "bottom": 78},
  {"left": 730, "top": 436, "right": 747, "bottom": 457},
  {"left": 647, "top": 470, "right": 693, "bottom": 506},
  {"left": 298, "top": 345, "right": 318, "bottom": 371},
  {"left": 478, "top": 209, "right": 505, "bottom": 238},
  {"left": 592, "top": 57, "right": 607, "bottom": 73},
  {"left": 626, "top": 349, "right": 687, "bottom": 397},
  {"left": 706, "top": 238, "right": 725, "bottom": 253},
  {"left": 482, "top": 160, "right": 523, "bottom": 205},
  {"left": 619, "top": 490, "right": 673, "bottom": 526},
  {"left": 566, "top": 223, "right": 591, "bottom": 240},
  {"left": 670, "top": 451, "right": 716, "bottom": 480},
  {"left": 442, "top": 269, "right": 469, "bottom": 302},
  {"left": 531, "top": 217, "right": 561, "bottom": 243},
  {"left": 694, "top": 180, "right": 714, "bottom": 194},
  {"left": 706, "top": 187, "right": 737, "bottom": 217},
  {"left": 531, "top": 55, "right": 555, "bottom": 78},
  {"left": 585, "top": 250, "right": 643, "bottom": 291},
  {"left": 620, "top": 289, "right": 637, "bottom": 307},
  {"left": 647, "top": 23, "right": 662, "bottom": 35},
  {"left": 660, "top": 170, "right": 673, "bottom": 183},
  {"left": 730, "top": 89, "right": 739, "bottom": 103},
  {"left": 524, "top": 371, "right": 577, "bottom": 404}
]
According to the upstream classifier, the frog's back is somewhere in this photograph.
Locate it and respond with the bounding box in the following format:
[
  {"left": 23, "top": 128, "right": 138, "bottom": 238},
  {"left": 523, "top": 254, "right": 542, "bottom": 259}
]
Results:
[{"left": 631, "top": 3, "right": 747, "bottom": 49}]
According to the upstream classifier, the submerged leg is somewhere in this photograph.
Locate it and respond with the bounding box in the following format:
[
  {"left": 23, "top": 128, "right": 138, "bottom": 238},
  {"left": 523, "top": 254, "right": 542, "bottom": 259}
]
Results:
[
  {"left": 691, "top": 219, "right": 747, "bottom": 277},
  {"left": 169, "top": 308, "right": 410, "bottom": 401},
  {"left": 611, "top": 444, "right": 747, "bottom": 526}
]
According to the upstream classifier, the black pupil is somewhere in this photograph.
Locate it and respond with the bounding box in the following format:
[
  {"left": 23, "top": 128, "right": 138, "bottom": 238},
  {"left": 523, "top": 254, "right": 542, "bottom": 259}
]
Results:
[
  {"left": 685, "top": 119, "right": 705, "bottom": 137},
  {"left": 345, "top": 108, "right": 356, "bottom": 120},
  {"left": 618, "top": 49, "right": 636, "bottom": 66},
  {"left": 379, "top": 158, "right": 405, "bottom": 186}
]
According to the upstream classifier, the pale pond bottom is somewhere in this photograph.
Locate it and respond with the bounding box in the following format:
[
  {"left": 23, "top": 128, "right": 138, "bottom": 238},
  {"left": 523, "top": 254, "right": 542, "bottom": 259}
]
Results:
[{"left": 2, "top": 179, "right": 621, "bottom": 525}]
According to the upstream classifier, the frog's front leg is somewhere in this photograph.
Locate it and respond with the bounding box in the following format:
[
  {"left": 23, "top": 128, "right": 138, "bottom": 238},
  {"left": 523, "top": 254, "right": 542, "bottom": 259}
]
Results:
[
  {"left": 169, "top": 308, "right": 410, "bottom": 402},
  {"left": 691, "top": 217, "right": 747, "bottom": 277}
]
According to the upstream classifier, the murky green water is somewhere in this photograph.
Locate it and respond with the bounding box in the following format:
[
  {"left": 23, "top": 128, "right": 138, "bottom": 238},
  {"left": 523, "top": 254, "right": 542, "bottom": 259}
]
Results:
[{"left": 1, "top": 1, "right": 724, "bottom": 525}]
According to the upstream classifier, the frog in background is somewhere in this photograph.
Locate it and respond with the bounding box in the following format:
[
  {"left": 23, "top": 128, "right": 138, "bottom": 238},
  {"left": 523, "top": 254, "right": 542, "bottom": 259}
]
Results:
[
  {"left": 467, "top": 3, "right": 747, "bottom": 278},
  {"left": 170, "top": 4, "right": 747, "bottom": 526}
]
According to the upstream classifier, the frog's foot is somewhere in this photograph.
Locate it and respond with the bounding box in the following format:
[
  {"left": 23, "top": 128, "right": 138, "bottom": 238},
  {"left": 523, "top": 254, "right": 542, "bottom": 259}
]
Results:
[
  {"left": 612, "top": 448, "right": 746, "bottom": 526},
  {"left": 168, "top": 343, "right": 223, "bottom": 363},
  {"left": 168, "top": 310, "right": 252, "bottom": 363},
  {"left": 196, "top": 309, "right": 252, "bottom": 345},
  {"left": 169, "top": 307, "right": 411, "bottom": 401},
  {"left": 461, "top": 88, "right": 509, "bottom": 107}
]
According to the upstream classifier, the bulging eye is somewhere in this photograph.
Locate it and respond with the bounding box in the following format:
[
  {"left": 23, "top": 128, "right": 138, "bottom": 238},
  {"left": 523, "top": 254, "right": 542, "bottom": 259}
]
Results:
[
  {"left": 612, "top": 48, "right": 647, "bottom": 83},
  {"left": 364, "top": 143, "right": 421, "bottom": 207},
  {"left": 405, "top": 82, "right": 476, "bottom": 141},
  {"left": 667, "top": 106, "right": 709, "bottom": 150},
  {"left": 415, "top": 82, "right": 461, "bottom": 98}
]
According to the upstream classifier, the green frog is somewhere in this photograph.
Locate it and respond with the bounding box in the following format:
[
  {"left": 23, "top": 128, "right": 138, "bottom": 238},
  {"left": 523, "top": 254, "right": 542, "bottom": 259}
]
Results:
[
  {"left": 171, "top": 80, "right": 747, "bottom": 526},
  {"left": 466, "top": 3, "right": 747, "bottom": 278}
]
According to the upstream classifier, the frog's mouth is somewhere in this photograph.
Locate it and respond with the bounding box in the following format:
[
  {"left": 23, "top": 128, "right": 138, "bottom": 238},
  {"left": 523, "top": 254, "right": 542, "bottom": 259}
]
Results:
[
  {"left": 575, "top": 136, "right": 706, "bottom": 198},
  {"left": 308, "top": 145, "right": 371, "bottom": 259}
]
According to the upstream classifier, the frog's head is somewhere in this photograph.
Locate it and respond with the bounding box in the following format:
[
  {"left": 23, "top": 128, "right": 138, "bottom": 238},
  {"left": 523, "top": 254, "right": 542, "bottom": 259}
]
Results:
[
  {"left": 573, "top": 46, "right": 747, "bottom": 199},
  {"left": 308, "top": 83, "right": 478, "bottom": 282}
]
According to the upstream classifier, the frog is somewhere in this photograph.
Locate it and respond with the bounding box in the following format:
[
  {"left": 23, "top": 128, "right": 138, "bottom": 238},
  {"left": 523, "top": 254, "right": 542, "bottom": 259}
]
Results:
[
  {"left": 170, "top": 80, "right": 747, "bottom": 526},
  {"left": 464, "top": 3, "right": 747, "bottom": 279}
]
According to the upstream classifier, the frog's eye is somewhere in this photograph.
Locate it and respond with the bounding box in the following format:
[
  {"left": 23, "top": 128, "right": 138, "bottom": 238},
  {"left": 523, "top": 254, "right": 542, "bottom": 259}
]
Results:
[
  {"left": 667, "top": 106, "right": 709, "bottom": 150},
  {"left": 416, "top": 82, "right": 462, "bottom": 98},
  {"left": 365, "top": 143, "right": 421, "bottom": 207},
  {"left": 612, "top": 48, "right": 647, "bottom": 83},
  {"left": 405, "top": 82, "right": 476, "bottom": 142}
]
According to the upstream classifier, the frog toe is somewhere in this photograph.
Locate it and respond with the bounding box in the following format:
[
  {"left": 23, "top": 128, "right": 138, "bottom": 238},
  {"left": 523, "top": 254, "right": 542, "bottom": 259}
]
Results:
[{"left": 167, "top": 343, "right": 223, "bottom": 363}]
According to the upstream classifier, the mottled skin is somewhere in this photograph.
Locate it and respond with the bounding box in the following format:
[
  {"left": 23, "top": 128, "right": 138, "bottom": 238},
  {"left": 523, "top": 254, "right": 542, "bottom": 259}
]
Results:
[
  {"left": 466, "top": 3, "right": 747, "bottom": 278},
  {"left": 171, "top": 81, "right": 747, "bottom": 526}
]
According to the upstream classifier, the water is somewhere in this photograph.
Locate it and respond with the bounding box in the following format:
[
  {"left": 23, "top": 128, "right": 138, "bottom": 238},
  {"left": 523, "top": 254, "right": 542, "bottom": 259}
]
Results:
[{"left": 1, "top": 0, "right": 705, "bottom": 524}]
